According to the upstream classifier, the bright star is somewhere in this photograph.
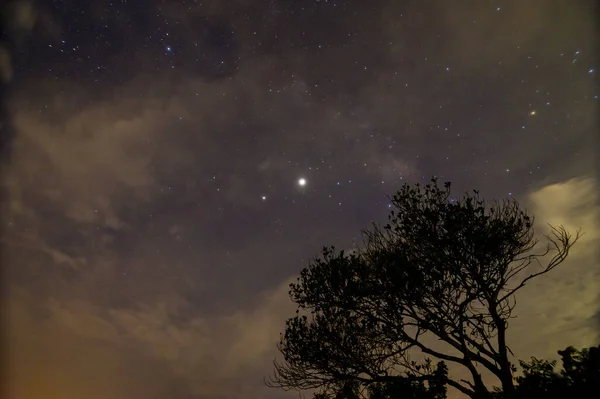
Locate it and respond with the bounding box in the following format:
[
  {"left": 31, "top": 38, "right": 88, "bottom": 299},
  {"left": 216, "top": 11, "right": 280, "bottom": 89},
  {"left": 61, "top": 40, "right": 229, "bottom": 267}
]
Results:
[
  {"left": 261, "top": 195, "right": 267, "bottom": 201},
  {"left": 298, "top": 178, "right": 307, "bottom": 187}
]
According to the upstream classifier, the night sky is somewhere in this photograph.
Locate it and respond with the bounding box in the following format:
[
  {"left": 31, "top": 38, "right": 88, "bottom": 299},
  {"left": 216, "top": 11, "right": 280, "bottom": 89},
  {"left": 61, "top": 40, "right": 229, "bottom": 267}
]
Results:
[{"left": 1, "top": 1, "right": 599, "bottom": 398}]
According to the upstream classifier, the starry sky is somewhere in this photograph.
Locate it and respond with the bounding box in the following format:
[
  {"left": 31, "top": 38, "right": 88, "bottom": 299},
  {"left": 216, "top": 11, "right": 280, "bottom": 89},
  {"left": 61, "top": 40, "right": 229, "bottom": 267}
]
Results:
[{"left": 1, "top": 1, "right": 599, "bottom": 398}]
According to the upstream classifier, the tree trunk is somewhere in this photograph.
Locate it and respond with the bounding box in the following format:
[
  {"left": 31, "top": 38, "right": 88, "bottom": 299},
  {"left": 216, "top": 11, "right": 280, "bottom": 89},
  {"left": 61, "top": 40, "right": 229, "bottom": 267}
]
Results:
[
  {"left": 496, "top": 326, "right": 517, "bottom": 399},
  {"left": 489, "top": 303, "right": 517, "bottom": 399},
  {"left": 472, "top": 371, "right": 490, "bottom": 398},
  {"left": 467, "top": 389, "right": 492, "bottom": 399},
  {"left": 498, "top": 368, "right": 516, "bottom": 399}
]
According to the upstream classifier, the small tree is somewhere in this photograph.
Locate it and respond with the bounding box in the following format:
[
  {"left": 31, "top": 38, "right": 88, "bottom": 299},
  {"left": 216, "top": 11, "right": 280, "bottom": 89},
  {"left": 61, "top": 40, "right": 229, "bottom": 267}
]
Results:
[
  {"left": 267, "top": 178, "right": 580, "bottom": 399},
  {"left": 491, "top": 345, "right": 600, "bottom": 398}
]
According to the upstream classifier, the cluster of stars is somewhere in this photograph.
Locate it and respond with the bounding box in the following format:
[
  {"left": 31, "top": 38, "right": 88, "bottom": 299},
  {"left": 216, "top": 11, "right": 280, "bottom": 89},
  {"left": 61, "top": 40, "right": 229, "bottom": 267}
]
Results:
[{"left": 14, "top": 0, "right": 598, "bottom": 244}]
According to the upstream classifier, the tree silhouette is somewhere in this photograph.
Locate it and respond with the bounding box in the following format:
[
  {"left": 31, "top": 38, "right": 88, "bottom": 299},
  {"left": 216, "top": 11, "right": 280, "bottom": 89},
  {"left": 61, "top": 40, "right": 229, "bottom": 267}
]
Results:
[
  {"left": 499, "top": 345, "right": 600, "bottom": 398},
  {"left": 313, "top": 361, "right": 448, "bottom": 399},
  {"left": 266, "top": 178, "right": 580, "bottom": 399}
]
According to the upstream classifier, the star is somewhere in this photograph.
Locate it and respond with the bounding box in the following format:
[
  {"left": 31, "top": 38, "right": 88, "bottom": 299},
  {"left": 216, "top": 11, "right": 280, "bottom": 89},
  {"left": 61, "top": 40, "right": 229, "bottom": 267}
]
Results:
[{"left": 261, "top": 195, "right": 267, "bottom": 201}]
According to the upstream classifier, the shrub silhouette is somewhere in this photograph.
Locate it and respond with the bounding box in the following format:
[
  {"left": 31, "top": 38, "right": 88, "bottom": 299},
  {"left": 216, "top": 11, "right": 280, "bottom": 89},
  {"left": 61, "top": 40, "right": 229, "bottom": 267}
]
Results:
[{"left": 494, "top": 345, "right": 600, "bottom": 398}]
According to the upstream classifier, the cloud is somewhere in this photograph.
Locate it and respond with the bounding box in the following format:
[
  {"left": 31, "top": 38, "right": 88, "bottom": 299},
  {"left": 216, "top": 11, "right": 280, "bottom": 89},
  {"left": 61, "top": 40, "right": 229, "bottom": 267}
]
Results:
[
  {"left": 0, "top": 45, "right": 13, "bottom": 83},
  {"left": 106, "top": 279, "right": 294, "bottom": 395},
  {"left": 1, "top": 1, "right": 62, "bottom": 83},
  {"left": 47, "top": 298, "right": 121, "bottom": 341},
  {"left": 6, "top": 288, "right": 189, "bottom": 399},
  {"left": 382, "top": 0, "right": 595, "bottom": 71},
  {"left": 6, "top": 99, "right": 153, "bottom": 229},
  {"left": 9, "top": 81, "right": 206, "bottom": 222},
  {"left": 6, "top": 278, "right": 296, "bottom": 399},
  {"left": 509, "top": 176, "right": 600, "bottom": 354}
]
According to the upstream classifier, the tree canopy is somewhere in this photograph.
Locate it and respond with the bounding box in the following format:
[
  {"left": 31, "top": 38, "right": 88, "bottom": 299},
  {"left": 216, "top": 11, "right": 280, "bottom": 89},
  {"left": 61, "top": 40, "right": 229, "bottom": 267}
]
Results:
[
  {"left": 485, "top": 344, "right": 600, "bottom": 398},
  {"left": 512, "top": 345, "right": 600, "bottom": 398},
  {"left": 266, "top": 178, "right": 580, "bottom": 399}
]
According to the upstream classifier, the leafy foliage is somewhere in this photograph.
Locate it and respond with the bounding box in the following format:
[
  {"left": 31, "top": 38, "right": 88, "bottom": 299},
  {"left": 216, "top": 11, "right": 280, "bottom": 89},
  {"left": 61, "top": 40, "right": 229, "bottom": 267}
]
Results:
[
  {"left": 313, "top": 361, "right": 449, "bottom": 399},
  {"left": 266, "top": 178, "right": 579, "bottom": 399},
  {"left": 512, "top": 345, "right": 600, "bottom": 398}
]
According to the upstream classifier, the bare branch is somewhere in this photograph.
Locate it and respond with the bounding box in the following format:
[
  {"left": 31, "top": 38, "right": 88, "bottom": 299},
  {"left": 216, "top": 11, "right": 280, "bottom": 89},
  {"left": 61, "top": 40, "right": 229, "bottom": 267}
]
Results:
[{"left": 499, "top": 225, "right": 581, "bottom": 303}]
